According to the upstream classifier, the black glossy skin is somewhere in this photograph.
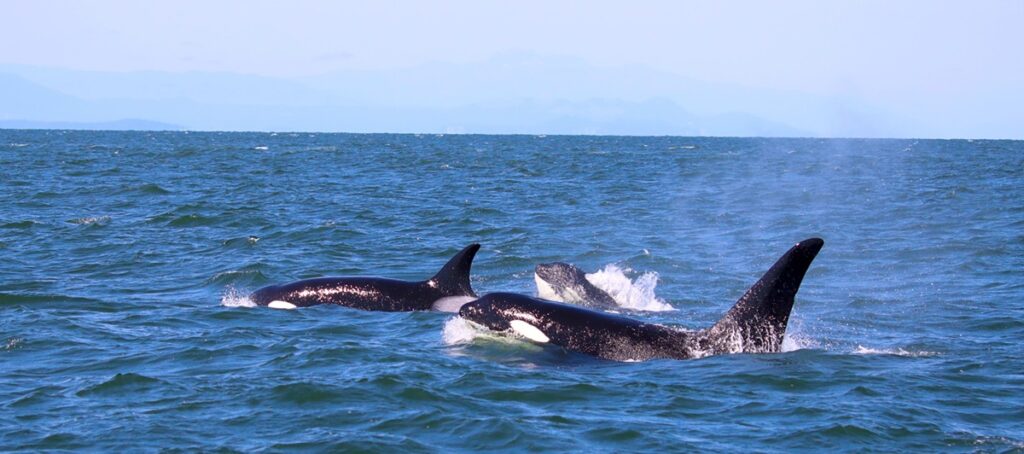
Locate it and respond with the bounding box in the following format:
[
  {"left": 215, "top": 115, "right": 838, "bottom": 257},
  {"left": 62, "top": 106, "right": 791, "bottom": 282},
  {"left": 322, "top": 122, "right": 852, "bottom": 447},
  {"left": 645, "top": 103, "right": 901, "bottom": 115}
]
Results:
[
  {"left": 250, "top": 244, "right": 480, "bottom": 311},
  {"left": 462, "top": 238, "right": 825, "bottom": 361},
  {"left": 461, "top": 293, "right": 696, "bottom": 361},
  {"left": 534, "top": 262, "right": 620, "bottom": 309},
  {"left": 251, "top": 277, "right": 449, "bottom": 311}
]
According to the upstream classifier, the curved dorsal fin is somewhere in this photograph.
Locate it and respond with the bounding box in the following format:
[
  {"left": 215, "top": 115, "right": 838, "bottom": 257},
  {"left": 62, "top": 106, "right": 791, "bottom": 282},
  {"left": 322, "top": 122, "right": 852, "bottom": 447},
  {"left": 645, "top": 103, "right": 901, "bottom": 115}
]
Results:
[
  {"left": 704, "top": 238, "right": 824, "bottom": 353},
  {"left": 428, "top": 243, "right": 480, "bottom": 297}
]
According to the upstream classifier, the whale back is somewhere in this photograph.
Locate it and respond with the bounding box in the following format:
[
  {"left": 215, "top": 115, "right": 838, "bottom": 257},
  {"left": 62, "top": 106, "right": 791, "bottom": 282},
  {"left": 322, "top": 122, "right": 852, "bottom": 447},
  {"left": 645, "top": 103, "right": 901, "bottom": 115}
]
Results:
[
  {"left": 534, "top": 262, "right": 619, "bottom": 309},
  {"left": 459, "top": 292, "right": 692, "bottom": 361}
]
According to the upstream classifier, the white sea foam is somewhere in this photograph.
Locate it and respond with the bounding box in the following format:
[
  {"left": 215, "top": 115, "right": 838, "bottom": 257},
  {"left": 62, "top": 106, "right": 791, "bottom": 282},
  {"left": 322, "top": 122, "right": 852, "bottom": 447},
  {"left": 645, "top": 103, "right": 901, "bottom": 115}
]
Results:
[
  {"left": 442, "top": 316, "right": 538, "bottom": 347},
  {"left": 780, "top": 317, "right": 819, "bottom": 352},
  {"left": 220, "top": 286, "right": 256, "bottom": 308},
  {"left": 585, "top": 264, "right": 675, "bottom": 311},
  {"left": 442, "top": 316, "right": 482, "bottom": 345},
  {"left": 971, "top": 435, "right": 1024, "bottom": 450},
  {"left": 852, "top": 345, "right": 938, "bottom": 357},
  {"left": 69, "top": 216, "right": 111, "bottom": 225},
  {"left": 4, "top": 337, "right": 23, "bottom": 350},
  {"left": 781, "top": 332, "right": 818, "bottom": 352}
]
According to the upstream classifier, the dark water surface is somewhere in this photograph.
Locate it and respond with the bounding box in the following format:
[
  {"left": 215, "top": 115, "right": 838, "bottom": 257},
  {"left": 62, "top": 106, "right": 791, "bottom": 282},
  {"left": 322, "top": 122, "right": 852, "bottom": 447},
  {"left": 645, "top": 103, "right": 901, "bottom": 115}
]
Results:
[{"left": 1, "top": 130, "right": 1022, "bottom": 451}]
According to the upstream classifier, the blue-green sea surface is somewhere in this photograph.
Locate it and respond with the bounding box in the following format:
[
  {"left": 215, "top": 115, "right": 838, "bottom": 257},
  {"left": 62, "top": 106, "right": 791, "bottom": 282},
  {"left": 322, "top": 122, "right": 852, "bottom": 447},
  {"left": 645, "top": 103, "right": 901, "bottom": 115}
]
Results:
[{"left": 1, "top": 130, "right": 1022, "bottom": 451}]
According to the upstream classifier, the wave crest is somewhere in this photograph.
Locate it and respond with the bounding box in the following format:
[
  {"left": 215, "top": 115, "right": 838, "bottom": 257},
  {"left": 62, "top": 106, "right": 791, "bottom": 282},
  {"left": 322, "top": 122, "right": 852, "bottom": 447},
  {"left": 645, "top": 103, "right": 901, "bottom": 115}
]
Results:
[{"left": 852, "top": 345, "right": 938, "bottom": 357}]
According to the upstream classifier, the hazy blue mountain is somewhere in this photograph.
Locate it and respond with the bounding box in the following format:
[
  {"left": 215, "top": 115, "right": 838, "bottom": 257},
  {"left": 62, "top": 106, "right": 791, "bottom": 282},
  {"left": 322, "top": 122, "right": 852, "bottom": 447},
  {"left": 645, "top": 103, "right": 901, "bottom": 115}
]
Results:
[
  {"left": 0, "top": 118, "right": 181, "bottom": 131},
  {"left": 0, "top": 57, "right": 884, "bottom": 136},
  {"left": 0, "top": 65, "right": 340, "bottom": 106},
  {"left": 299, "top": 53, "right": 890, "bottom": 136},
  {"left": 1, "top": 73, "right": 88, "bottom": 119}
]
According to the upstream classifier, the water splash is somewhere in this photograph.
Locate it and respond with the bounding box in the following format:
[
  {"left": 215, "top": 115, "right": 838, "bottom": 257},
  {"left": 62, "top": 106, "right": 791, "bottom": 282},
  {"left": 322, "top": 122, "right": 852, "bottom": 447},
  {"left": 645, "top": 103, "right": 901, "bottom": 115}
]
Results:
[
  {"left": 585, "top": 264, "right": 674, "bottom": 311},
  {"left": 442, "top": 316, "right": 482, "bottom": 345},
  {"left": 781, "top": 317, "right": 819, "bottom": 352},
  {"left": 4, "top": 337, "right": 23, "bottom": 351},
  {"left": 781, "top": 333, "right": 818, "bottom": 352},
  {"left": 443, "top": 317, "right": 553, "bottom": 349},
  {"left": 220, "top": 286, "right": 255, "bottom": 308}
]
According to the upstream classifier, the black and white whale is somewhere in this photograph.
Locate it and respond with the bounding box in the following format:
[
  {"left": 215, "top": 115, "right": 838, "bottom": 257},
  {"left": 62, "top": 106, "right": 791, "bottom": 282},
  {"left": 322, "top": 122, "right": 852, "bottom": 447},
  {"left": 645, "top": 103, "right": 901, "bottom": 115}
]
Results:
[
  {"left": 534, "top": 262, "right": 620, "bottom": 309},
  {"left": 459, "top": 238, "right": 824, "bottom": 361},
  {"left": 250, "top": 244, "right": 480, "bottom": 311}
]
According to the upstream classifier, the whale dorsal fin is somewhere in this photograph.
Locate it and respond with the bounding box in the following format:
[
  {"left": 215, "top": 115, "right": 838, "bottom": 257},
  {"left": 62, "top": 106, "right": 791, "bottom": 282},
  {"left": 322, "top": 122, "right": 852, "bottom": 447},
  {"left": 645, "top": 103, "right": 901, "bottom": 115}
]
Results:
[
  {"left": 703, "top": 238, "right": 824, "bottom": 354},
  {"left": 428, "top": 244, "right": 480, "bottom": 297}
]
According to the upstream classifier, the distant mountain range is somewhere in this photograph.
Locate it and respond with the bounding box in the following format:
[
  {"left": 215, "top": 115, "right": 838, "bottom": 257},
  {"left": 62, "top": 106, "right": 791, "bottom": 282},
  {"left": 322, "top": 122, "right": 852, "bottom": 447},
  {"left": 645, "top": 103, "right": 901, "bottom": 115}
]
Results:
[
  {"left": 0, "top": 56, "right": 904, "bottom": 137},
  {"left": 0, "top": 118, "right": 181, "bottom": 131}
]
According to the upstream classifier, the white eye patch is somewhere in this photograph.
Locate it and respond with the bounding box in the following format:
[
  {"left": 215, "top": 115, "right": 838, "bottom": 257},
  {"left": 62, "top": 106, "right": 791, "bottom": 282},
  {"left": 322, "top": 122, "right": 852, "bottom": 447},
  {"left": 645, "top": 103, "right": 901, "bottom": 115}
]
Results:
[
  {"left": 268, "top": 300, "right": 297, "bottom": 310},
  {"left": 510, "top": 320, "right": 550, "bottom": 343}
]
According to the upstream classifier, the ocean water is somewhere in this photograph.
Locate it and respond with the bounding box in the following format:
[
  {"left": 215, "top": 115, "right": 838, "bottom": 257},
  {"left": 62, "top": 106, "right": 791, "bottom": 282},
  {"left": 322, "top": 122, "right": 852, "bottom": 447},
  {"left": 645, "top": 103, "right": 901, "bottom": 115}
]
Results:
[{"left": 1, "top": 130, "right": 1022, "bottom": 451}]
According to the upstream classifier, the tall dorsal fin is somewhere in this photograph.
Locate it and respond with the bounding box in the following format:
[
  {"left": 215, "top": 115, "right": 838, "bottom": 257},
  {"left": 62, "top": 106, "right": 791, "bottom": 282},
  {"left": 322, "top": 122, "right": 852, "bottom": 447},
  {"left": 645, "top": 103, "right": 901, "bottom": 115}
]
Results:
[
  {"left": 703, "top": 238, "right": 824, "bottom": 354},
  {"left": 428, "top": 243, "right": 480, "bottom": 297}
]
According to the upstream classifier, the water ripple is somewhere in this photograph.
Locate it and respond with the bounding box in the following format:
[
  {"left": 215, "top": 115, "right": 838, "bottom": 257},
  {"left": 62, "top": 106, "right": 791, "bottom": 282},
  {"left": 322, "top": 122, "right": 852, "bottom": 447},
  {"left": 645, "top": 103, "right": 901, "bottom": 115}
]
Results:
[{"left": 0, "top": 131, "right": 1021, "bottom": 451}]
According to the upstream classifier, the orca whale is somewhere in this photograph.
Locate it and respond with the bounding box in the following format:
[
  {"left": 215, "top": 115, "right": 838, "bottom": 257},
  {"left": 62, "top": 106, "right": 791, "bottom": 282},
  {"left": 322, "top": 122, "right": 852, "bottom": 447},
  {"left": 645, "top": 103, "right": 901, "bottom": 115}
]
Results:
[
  {"left": 250, "top": 244, "right": 480, "bottom": 311},
  {"left": 534, "top": 262, "right": 619, "bottom": 309},
  {"left": 459, "top": 238, "right": 824, "bottom": 361}
]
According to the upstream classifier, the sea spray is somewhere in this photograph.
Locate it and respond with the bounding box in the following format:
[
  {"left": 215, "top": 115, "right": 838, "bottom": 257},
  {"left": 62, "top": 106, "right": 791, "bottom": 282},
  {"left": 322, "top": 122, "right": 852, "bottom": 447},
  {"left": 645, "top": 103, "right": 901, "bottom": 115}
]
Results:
[
  {"left": 220, "top": 286, "right": 256, "bottom": 308},
  {"left": 585, "top": 264, "right": 675, "bottom": 311},
  {"left": 442, "top": 316, "right": 480, "bottom": 345}
]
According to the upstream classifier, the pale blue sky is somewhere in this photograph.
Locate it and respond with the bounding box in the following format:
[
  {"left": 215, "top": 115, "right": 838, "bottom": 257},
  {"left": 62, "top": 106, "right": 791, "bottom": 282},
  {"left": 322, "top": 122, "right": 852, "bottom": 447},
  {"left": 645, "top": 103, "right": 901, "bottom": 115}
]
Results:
[{"left": 3, "top": 0, "right": 1022, "bottom": 138}]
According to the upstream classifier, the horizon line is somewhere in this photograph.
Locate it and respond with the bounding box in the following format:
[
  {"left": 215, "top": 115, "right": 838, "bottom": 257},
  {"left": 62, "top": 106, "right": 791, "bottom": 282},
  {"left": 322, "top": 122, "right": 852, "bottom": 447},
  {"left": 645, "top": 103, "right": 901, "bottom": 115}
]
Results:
[{"left": 1, "top": 125, "right": 1017, "bottom": 142}]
